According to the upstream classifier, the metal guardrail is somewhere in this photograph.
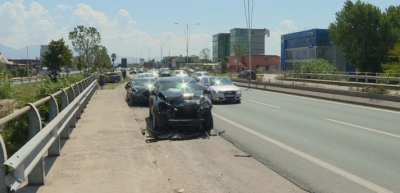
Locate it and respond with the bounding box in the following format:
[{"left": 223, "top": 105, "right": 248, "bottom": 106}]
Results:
[
  {"left": 283, "top": 72, "right": 400, "bottom": 84},
  {"left": 0, "top": 75, "right": 97, "bottom": 192}
]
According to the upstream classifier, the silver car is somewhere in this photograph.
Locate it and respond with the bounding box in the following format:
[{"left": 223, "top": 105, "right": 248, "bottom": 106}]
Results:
[
  {"left": 171, "top": 70, "right": 189, "bottom": 77},
  {"left": 198, "top": 76, "right": 241, "bottom": 103}
]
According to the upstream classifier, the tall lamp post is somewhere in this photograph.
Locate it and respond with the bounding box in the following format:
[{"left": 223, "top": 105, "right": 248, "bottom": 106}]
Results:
[
  {"left": 174, "top": 22, "right": 200, "bottom": 69},
  {"left": 142, "top": 45, "right": 152, "bottom": 68},
  {"left": 26, "top": 46, "right": 29, "bottom": 77},
  {"left": 154, "top": 37, "right": 170, "bottom": 68},
  {"left": 244, "top": 0, "right": 254, "bottom": 88}
]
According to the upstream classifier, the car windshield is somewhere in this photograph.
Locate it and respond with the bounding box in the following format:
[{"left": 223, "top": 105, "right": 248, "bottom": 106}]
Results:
[
  {"left": 209, "top": 77, "right": 233, "bottom": 86},
  {"left": 160, "top": 68, "right": 169, "bottom": 73},
  {"left": 138, "top": 73, "right": 154, "bottom": 78},
  {"left": 132, "top": 79, "right": 155, "bottom": 87},
  {"left": 196, "top": 72, "right": 210, "bottom": 76},
  {"left": 159, "top": 79, "right": 200, "bottom": 92},
  {"left": 174, "top": 71, "right": 187, "bottom": 74}
]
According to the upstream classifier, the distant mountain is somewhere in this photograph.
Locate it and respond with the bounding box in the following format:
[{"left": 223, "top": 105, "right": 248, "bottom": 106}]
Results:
[{"left": 0, "top": 43, "right": 41, "bottom": 60}]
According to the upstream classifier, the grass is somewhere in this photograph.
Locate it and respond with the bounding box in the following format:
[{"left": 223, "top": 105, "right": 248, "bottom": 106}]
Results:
[{"left": 13, "top": 82, "right": 42, "bottom": 108}]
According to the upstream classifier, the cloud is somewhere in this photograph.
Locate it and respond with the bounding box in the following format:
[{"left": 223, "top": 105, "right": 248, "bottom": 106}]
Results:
[
  {"left": 280, "top": 20, "right": 298, "bottom": 32},
  {"left": 0, "top": 1, "right": 55, "bottom": 48},
  {"left": 55, "top": 4, "right": 72, "bottom": 11},
  {"left": 0, "top": 1, "right": 212, "bottom": 60},
  {"left": 264, "top": 20, "right": 298, "bottom": 56}
]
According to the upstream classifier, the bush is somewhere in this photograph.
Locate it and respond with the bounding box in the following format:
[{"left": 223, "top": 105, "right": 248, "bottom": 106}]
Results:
[
  {"left": 1, "top": 73, "right": 87, "bottom": 157},
  {"left": 0, "top": 76, "right": 16, "bottom": 99},
  {"left": 360, "top": 86, "right": 389, "bottom": 94},
  {"left": 293, "top": 59, "right": 338, "bottom": 74}
]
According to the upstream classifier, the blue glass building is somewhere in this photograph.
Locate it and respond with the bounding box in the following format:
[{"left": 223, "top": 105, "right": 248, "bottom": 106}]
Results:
[{"left": 281, "top": 29, "right": 354, "bottom": 72}]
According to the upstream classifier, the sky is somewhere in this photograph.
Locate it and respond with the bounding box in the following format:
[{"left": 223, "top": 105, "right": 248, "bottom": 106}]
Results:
[{"left": 0, "top": 0, "right": 399, "bottom": 62}]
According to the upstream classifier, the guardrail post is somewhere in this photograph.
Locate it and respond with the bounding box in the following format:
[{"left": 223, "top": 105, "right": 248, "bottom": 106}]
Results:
[
  {"left": 0, "top": 136, "right": 8, "bottom": 193},
  {"left": 74, "top": 83, "right": 80, "bottom": 97},
  {"left": 47, "top": 95, "right": 60, "bottom": 156},
  {"left": 60, "top": 89, "right": 70, "bottom": 139},
  {"left": 68, "top": 86, "right": 77, "bottom": 129},
  {"left": 26, "top": 103, "right": 45, "bottom": 186},
  {"left": 20, "top": 78, "right": 23, "bottom": 84},
  {"left": 68, "top": 86, "right": 76, "bottom": 102},
  {"left": 74, "top": 83, "right": 82, "bottom": 120}
]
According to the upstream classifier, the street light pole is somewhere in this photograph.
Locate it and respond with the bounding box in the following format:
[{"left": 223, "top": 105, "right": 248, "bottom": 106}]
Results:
[
  {"left": 244, "top": 0, "right": 254, "bottom": 88},
  {"left": 142, "top": 45, "right": 151, "bottom": 68},
  {"left": 154, "top": 37, "right": 171, "bottom": 68},
  {"left": 26, "top": 46, "right": 29, "bottom": 77},
  {"left": 174, "top": 22, "right": 200, "bottom": 69}
]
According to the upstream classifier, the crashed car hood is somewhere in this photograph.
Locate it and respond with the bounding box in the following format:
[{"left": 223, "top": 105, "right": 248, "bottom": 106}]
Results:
[{"left": 159, "top": 90, "right": 203, "bottom": 106}]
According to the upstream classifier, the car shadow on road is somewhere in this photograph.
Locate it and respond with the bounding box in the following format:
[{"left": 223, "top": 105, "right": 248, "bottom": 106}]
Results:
[
  {"left": 212, "top": 101, "right": 241, "bottom": 105},
  {"left": 143, "top": 117, "right": 212, "bottom": 142}
]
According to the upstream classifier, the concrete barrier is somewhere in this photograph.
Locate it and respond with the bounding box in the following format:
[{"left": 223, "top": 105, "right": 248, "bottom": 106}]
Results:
[{"left": 233, "top": 79, "right": 400, "bottom": 111}]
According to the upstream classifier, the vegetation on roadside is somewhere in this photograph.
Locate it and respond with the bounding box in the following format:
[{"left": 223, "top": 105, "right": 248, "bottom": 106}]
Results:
[
  {"left": 0, "top": 74, "right": 88, "bottom": 157},
  {"left": 293, "top": 59, "right": 338, "bottom": 74},
  {"left": 329, "top": 1, "right": 400, "bottom": 72}
]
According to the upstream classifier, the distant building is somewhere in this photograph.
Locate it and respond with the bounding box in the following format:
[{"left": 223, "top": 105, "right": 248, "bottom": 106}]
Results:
[
  {"left": 281, "top": 28, "right": 354, "bottom": 72},
  {"left": 212, "top": 33, "right": 230, "bottom": 63},
  {"left": 0, "top": 53, "right": 13, "bottom": 65},
  {"left": 212, "top": 28, "right": 270, "bottom": 63},
  {"left": 40, "top": 45, "right": 49, "bottom": 66},
  {"left": 227, "top": 55, "right": 280, "bottom": 73}
]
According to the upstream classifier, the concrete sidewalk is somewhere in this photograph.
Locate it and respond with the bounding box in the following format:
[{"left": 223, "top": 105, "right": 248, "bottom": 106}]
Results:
[{"left": 19, "top": 84, "right": 171, "bottom": 193}]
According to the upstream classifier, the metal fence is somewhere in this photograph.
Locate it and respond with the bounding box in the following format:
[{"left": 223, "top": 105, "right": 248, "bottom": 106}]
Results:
[
  {"left": 0, "top": 75, "right": 97, "bottom": 192},
  {"left": 283, "top": 72, "right": 400, "bottom": 84}
]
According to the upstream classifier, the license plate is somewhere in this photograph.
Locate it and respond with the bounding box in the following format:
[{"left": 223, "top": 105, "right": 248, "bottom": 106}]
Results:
[{"left": 225, "top": 94, "right": 234, "bottom": 97}]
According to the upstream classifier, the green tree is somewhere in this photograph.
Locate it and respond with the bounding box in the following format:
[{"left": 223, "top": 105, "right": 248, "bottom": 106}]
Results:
[
  {"left": 220, "top": 59, "right": 227, "bottom": 73},
  {"left": 381, "top": 43, "right": 400, "bottom": 74},
  {"left": 111, "top": 53, "right": 117, "bottom": 68},
  {"left": 328, "top": 0, "right": 392, "bottom": 72},
  {"left": 69, "top": 25, "right": 101, "bottom": 71},
  {"left": 199, "top": 48, "right": 211, "bottom": 63},
  {"left": 73, "top": 55, "right": 85, "bottom": 71},
  {"left": 385, "top": 5, "right": 400, "bottom": 44},
  {"left": 43, "top": 38, "right": 73, "bottom": 82}
]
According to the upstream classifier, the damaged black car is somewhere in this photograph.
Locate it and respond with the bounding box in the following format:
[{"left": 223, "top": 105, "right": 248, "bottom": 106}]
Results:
[
  {"left": 125, "top": 77, "right": 156, "bottom": 105},
  {"left": 148, "top": 76, "right": 213, "bottom": 138}
]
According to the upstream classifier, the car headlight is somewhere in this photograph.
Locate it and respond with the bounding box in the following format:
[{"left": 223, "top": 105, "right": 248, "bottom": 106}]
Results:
[
  {"left": 200, "top": 100, "right": 211, "bottom": 110},
  {"left": 236, "top": 89, "right": 241, "bottom": 94}
]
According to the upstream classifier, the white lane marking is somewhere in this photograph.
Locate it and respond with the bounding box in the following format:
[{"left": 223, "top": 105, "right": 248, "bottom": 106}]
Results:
[
  {"left": 213, "top": 113, "right": 392, "bottom": 193},
  {"left": 248, "top": 100, "right": 281, "bottom": 109},
  {"left": 325, "top": 118, "right": 400, "bottom": 139},
  {"left": 249, "top": 88, "right": 400, "bottom": 115}
]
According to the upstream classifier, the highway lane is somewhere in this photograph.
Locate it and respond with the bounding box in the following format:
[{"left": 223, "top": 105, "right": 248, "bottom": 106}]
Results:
[{"left": 211, "top": 88, "right": 400, "bottom": 193}]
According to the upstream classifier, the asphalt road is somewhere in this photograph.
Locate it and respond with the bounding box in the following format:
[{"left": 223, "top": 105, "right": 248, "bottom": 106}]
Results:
[{"left": 212, "top": 87, "right": 400, "bottom": 193}]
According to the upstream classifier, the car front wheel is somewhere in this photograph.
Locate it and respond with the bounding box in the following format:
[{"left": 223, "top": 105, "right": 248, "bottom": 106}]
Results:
[{"left": 203, "top": 111, "right": 213, "bottom": 131}]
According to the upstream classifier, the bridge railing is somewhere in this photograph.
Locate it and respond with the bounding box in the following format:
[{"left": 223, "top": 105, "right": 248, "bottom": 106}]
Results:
[
  {"left": 0, "top": 75, "right": 98, "bottom": 192},
  {"left": 282, "top": 72, "right": 400, "bottom": 84}
]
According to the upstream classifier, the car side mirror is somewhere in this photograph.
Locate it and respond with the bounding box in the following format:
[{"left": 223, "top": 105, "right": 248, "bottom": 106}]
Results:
[
  {"left": 203, "top": 89, "right": 211, "bottom": 94},
  {"left": 233, "top": 82, "right": 237, "bottom": 85}
]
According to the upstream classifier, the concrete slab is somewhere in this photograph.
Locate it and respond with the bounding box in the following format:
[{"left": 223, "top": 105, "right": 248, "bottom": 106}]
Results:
[{"left": 17, "top": 85, "right": 171, "bottom": 193}]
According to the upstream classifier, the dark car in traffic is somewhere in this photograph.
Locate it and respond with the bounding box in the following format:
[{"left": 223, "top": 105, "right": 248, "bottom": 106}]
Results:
[
  {"left": 130, "top": 68, "right": 137, "bottom": 74},
  {"left": 148, "top": 76, "right": 213, "bottom": 138},
  {"left": 158, "top": 68, "right": 171, "bottom": 77},
  {"left": 125, "top": 77, "right": 156, "bottom": 105},
  {"left": 237, "top": 70, "right": 256, "bottom": 80},
  {"left": 105, "top": 72, "right": 121, "bottom": 83}
]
